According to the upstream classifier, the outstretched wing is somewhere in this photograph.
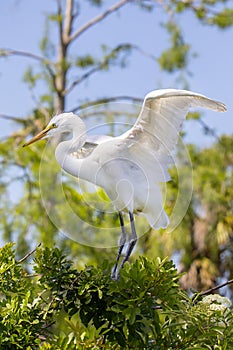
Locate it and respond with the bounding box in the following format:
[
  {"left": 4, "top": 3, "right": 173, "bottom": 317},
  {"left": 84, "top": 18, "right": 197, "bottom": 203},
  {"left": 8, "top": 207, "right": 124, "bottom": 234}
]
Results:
[{"left": 122, "top": 88, "right": 226, "bottom": 158}]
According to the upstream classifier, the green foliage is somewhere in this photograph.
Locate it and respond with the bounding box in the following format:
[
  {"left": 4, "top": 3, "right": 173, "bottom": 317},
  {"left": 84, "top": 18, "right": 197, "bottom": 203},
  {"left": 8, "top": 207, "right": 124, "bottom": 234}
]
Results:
[
  {"left": 0, "top": 243, "right": 50, "bottom": 349},
  {"left": 48, "top": 14, "right": 63, "bottom": 23},
  {"left": 39, "top": 36, "right": 56, "bottom": 59},
  {"left": 100, "top": 44, "right": 132, "bottom": 70},
  {"left": 158, "top": 22, "right": 190, "bottom": 72},
  {"left": 86, "top": 0, "right": 103, "bottom": 7},
  {"left": 1, "top": 244, "right": 233, "bottom": 349},
  {"left": 75, "top": 55, "right": 96, "bottom": 68},
  {"left": 209, "top": 8, "right": 233, "bottom": 28},
  {"left": 171, "top": 0, "right": 233, "bottom": 28},
  {"left": 23, "top": 66, "right": 42, "bottom": 89},
  {"left": 186, "top": 111, "right": 201, "bottom": 120}
]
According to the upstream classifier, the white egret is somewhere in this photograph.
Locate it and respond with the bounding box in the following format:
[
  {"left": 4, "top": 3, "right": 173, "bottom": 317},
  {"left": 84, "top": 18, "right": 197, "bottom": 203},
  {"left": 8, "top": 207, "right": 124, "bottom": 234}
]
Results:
[{"left": 23, "top": 89, "right": 226, "bottom": 279}]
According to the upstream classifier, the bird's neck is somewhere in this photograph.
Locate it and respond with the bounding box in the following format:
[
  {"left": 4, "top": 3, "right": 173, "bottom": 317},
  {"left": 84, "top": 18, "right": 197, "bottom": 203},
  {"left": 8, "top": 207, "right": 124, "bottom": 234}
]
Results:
[{"left": 55, "top": 128, "right": 88, "bottom": 179}]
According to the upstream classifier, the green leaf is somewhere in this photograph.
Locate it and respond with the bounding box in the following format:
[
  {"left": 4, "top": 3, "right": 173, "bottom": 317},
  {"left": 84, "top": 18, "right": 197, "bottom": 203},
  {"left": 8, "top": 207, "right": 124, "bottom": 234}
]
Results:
[{"left": 209, "top": 8, "right": 233, "bottom": 28}]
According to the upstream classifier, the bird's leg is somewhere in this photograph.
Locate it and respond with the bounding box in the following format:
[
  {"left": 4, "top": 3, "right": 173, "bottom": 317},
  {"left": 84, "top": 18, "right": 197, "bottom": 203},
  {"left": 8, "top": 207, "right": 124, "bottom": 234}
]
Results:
[
  {"left": 111, "top": 212, "right": 127, "bottom": 280},
  {"left": 116, "top": 211, "right": 137, "bottom": 279}
]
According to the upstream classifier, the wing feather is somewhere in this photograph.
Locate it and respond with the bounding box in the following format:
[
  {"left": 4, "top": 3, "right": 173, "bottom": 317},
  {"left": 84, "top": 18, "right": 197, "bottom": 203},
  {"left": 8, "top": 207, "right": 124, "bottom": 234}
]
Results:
[
  {"left": 123, "top": 89, "right": 226, "bottom": 156},
  {"left": 72, "top": 134, "right": 113, "bottom": 159},
  {"left": 119, "top": 89, "right": 226, "bottom": 183}
]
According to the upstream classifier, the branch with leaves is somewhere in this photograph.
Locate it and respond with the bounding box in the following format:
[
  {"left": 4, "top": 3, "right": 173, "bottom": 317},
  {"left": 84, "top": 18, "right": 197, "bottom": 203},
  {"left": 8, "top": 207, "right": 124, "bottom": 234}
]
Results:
[{"left": 1, "top": 244, "right": 233, "bottom": 349}]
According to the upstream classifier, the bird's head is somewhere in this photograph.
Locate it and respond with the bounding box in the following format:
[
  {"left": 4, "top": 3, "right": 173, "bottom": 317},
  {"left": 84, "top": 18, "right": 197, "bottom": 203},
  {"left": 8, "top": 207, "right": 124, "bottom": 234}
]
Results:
[{"left": 23, "top": 112, "right": 84, "bottom": 147}]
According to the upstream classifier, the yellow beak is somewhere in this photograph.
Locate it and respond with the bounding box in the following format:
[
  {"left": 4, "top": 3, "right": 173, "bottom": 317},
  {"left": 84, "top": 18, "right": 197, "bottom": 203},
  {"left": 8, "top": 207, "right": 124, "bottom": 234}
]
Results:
[{"left": 23, "top": 125, "right": 53, "bottom": 147}]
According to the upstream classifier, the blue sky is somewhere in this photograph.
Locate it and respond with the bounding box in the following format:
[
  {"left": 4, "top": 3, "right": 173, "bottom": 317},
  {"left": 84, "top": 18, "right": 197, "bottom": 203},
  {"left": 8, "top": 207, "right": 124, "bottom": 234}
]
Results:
[{"left": 0, "top": 0, "right": 232, "bottom": 145}]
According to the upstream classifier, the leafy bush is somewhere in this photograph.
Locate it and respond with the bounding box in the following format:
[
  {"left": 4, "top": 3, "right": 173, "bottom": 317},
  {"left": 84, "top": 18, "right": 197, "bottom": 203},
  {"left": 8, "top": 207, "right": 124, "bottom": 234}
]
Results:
[{"left": 0, "top": 243, "right": 232, "bottom": 349}]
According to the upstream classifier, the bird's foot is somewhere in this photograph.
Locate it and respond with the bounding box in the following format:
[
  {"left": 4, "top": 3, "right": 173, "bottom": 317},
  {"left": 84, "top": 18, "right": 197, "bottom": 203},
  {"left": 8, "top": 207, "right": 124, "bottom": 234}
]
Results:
[{"left": 111, "top": 266, "right": 120, "bottom": 281}]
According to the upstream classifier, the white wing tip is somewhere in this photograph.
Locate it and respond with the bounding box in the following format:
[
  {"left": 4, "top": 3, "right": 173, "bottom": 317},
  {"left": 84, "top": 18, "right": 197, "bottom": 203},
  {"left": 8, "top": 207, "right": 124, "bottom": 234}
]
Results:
[
  {"left": 215, "top": 102, "right": 227, "bottom": 112},
  {"left": 144, "top": 89, "right": 227, "bottom": 113}
]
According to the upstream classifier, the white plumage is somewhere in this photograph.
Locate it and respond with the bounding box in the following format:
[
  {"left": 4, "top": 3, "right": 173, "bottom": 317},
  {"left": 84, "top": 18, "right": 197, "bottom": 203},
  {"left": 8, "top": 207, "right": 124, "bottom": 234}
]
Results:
[{"left": 23, "top": 89, "right": 226, "bottom": 279}]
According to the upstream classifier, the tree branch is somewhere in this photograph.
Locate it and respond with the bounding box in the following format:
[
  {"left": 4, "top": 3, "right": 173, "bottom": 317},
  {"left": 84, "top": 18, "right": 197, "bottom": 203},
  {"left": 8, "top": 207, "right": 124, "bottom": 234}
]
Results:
[
  {"left": 0, "top": 48, "right": 50, "bottom": 64},
  {"left": 0, "top": 48, "right": 56, "bottom": 86},
  {"left": 200, "top": 278, "right": 233, "bottom": 296},
  {"left": 72, "top": 95, "right": 143, "bottom": 113},
  {"left": 197, "top": 118, "right": 219, "bottom": 141},
  {"left": 55, "top": 0, "right": 70, "bottom": 111},
  {"left": 57, "top": 0, "right": 64, "bottom": 51},
  {"left": 134, "top": 45, "right": 157, "bottom": 61},
  {"left": 17, "top": 243, "right": 42, "bottom": 264},
  {"left": 68, "top": 0, "right": 130, "bottom": 43},
  {"left": 63, "top": 0, "right": 73, "bottom": 44},
  {"left": 63, "top": 42, "right": 157, "bottom": 97},
  {"left": 0, "top": 114, "right": 28, "bottom": 124},
  {"left": 63, "top": 65, "right": 101, "bottom": 96}
]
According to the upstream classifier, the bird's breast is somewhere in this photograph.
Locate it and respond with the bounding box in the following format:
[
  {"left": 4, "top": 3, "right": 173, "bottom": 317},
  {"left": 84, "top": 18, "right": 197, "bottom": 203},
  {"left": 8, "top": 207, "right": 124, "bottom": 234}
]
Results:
[{"left": 93, "top": 156, "right": 149, "bottom": 213}]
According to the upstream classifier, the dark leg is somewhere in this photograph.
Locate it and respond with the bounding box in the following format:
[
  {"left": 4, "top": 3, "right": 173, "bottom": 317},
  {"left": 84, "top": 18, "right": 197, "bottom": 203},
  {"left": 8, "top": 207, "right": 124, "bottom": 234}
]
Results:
[
  {"left": 111, "top": 212, "right": 127, "bottom": 280},
  {"left": 116, "top": 211, "right": 137, "bottom": 279}
]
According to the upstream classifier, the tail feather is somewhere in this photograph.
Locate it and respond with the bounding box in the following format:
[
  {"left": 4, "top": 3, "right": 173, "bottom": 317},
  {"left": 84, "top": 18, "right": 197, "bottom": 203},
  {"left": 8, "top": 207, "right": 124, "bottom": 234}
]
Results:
[{"left": 145, "top": 209, "right": 169, "bottom": 230}]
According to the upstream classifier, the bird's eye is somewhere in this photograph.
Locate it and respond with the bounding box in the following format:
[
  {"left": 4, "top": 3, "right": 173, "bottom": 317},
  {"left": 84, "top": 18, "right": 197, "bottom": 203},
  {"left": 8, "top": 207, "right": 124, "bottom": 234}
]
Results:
[{"left": 51, "top": 123, "right": 57, "bottom": 128}]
